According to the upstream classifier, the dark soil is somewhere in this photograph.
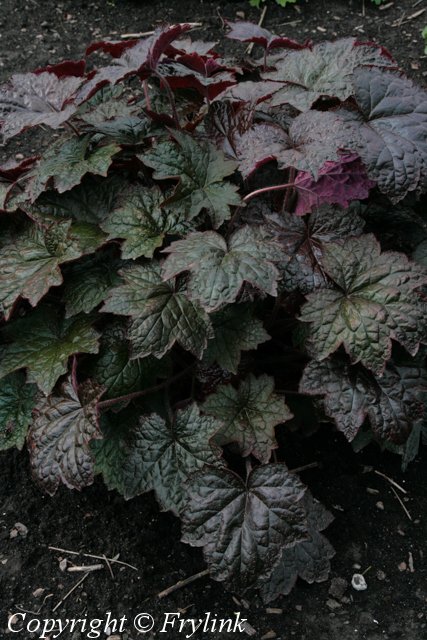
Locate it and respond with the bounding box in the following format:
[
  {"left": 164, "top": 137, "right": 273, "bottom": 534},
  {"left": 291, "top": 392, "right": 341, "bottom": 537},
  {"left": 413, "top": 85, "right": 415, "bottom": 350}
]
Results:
[{"left": 1, "top": 1, "right": 427, "bottom": 639}]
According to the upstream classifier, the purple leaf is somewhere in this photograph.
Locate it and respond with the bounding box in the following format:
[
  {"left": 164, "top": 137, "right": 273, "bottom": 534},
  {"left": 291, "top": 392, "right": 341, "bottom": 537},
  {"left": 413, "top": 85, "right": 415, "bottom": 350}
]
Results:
[
  {"left": 227, "top": 21, "right": 307, "bottom": 51},
  {"left": 86, "top": 39, "right": 139, "bottom": 58},
  {"left": 294, "top": 154, "right": 375, "bottom": 215},
  {"left": 0, "top": 72, "right": 83, "bottom": 140},
  {"left": 34, "top": 60, "right": 86, "bottom": 78}
]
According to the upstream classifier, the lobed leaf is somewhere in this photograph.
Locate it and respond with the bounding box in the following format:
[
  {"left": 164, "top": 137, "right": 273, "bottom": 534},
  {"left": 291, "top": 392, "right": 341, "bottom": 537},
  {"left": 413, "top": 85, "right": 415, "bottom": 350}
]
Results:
[
  {"left": 203, "top": 374, "right": 292, "bottom": 463},
  {"left": 0, "top": 372, "right": 38, "bottom": 451},
  {"left": 181, "top": 464, "right": 309, "bottom": 590}
]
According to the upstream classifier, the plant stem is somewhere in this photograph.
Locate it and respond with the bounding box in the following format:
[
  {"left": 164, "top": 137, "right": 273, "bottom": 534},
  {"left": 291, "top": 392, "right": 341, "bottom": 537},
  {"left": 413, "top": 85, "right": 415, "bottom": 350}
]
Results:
[
  {"left": 154, "top": 72, "right": 180, "bottom": 128},
  {"left": 97, "top": 364, "right": 194, "bottom": 410},
  {"left": 157, "top": 568, "right": 210, "bottom": 599}
]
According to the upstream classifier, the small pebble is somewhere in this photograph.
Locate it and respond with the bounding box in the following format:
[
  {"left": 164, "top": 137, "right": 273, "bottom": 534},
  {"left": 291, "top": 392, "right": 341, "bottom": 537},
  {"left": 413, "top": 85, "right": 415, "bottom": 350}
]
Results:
[
  {"left": 376, "top": 570, "right": 386, "bottom": 581},
  {"left": 398, "top": 561, "right": 407, "bottom": 572},
  {"left": 329, "top": 577, "right": 348, "bottom": 600},
  {"left": 10, "top": 522, "right": 28, "bottom": 538},
  {"left": 326, "top": 598, "right": 341, "bottom": 610},
  {"left": 351, "top": 573, "right": 368, "bottom": 591},
  {"left": 376, "top": 501, "right": 384, "bottom": 510}
]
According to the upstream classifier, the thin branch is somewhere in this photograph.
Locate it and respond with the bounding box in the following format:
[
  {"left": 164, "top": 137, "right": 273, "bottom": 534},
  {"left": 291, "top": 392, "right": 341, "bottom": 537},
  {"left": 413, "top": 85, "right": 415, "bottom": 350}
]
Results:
[
  {"left": 374, "top": 470, "right": 407, "bottom": 494},
  {"left": 48, "top": 546, "right": 138, "bottom": 571},
  {"left": 246, "top": 5, "right": 268, "bottom": 55},
  {"left": 97, "top": 365, "right": 194, "bottom": 410},
  {"left": 289, "top": 462, "right": 319, "bottom": 474},
  {"left": 52, "top": 573, "right": 90, "bottom": 613},
  {"left": 391, "top": 487, "right": 412, "bottom": 521},
  {"left": 157, "top": 569, "right": 210, "bottom": 599}
]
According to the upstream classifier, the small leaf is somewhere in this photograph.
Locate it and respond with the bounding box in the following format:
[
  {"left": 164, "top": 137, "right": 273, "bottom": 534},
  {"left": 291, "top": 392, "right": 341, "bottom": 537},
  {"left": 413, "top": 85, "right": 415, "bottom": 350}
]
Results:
[
  {"left": 0, "top": 306, "right": 100, "bottom": 394},
  {"left": 0, "top": 72, "right": 83, "bottom": 140},
  {"left": 162, "top": 226, "right": 280, "bottom": 311},
  {"left": 101, "top": 185, "right": 190, "bottom": 259},
  {"left": 0, "top": 219, "right": 106, "bottom": 319},
  {"left": 0, "top": 372, "right": 38, "bottom": 451},
  {"left": 299, "top": 235, "right": 427, "bottom": 374},
  {"left": 27, "top": 135, "right": 120, "bottom": 201},
  {"left": 266, "top": 205, "right": 365, "bottom": 294},
  {"left": 102, "top": 263, "right": 212, "bottom": 359},
  {"left": 204, "top": 304, "right": 270, "bottom": 373},
  {"left": 294, "top": 154, "right": 375, "bottom": 215},
  {"left": 181, "top": 464, "right": 309, "bottom": 590},
  {"left": 28, "top": 379, "right": 103, "bottom": 495},
  {"left": 114, "top": 404, "right": 223, "bottom": 514},
  {"left": 143, "top": 130, "right": 240, "bottom": 228},
  {"left": 227, "top": 21, "right": 306, "bottom": 51},
  {"left": 300, "top": 355, "right": 427, "bottom": 443},
  {"left": 62, "top": 251, "right": 122, "bottom": 317},
  {"left": 88, "top": 320, "right": 170, "bottom": 399},
  {"left": 203, "top": 373, "right": 292, "bottom": 463},
  {"left": 262, "top": 38, "right": 395, "bottom": 112},
  {"left": 259, "top": 493, "right": 334, "bottom": 603}
]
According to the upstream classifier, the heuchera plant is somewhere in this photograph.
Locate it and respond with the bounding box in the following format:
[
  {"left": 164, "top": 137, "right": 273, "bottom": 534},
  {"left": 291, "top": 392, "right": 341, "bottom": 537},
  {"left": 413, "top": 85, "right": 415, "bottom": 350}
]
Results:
[{"left": 0, "top": 21, "right": 426, "bottom": 600}]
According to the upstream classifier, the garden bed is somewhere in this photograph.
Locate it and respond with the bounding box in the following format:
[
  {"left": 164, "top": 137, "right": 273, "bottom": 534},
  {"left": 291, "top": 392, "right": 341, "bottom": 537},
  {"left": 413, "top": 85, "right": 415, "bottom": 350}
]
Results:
[{"left": 1, "top": 1, "right": 426, "bottom": 639}]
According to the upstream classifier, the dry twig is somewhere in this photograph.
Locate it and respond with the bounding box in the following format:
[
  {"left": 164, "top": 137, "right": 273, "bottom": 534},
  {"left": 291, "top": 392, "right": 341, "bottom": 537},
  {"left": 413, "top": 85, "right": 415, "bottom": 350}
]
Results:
[{"left": 48, "top": 546, "right": 138, "bottom": 571}]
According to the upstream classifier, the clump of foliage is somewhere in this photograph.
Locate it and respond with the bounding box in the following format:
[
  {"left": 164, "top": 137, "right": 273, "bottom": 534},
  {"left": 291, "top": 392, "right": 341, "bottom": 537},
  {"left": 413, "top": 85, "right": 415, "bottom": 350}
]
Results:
[
  {"left": 250, "top": 0, "right": 383, "bottom": 7},
  {"left": 0, "top": 21, "right": 426, "bottom": 601}
]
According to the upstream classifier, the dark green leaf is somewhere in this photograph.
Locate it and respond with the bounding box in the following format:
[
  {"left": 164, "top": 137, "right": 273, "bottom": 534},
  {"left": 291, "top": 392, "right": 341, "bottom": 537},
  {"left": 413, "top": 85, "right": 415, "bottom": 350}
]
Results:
[
  {"left": 102, "top": 263, "right": 212, "bottom": 358},
  {"left": 0, "top": 306, "right": 100, "bottom": 394},
  {"left": 203, "top": 374, "right": 292, "bottom": 463},
  {"left": 203, "top": 304, "right": 270, "bottom": 373},
  {"left": 181, "top": 464, "right": 309, "bottom": 590},
  {"left": 162, "top": 226, "right": 280, "bottom": 312},
  {"left": 142, "top": 130, "right": 241, "bottom": 228},
  {"left": 299, "top": 235, "right": 427, "bottom": 374},
  {"left": 0, "top": 372, "right": 38, "bottom": 450}
]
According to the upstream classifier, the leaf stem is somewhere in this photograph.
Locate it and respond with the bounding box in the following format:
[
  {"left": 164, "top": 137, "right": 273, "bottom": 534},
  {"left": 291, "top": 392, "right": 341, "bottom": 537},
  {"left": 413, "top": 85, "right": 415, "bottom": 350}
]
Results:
[{"left": 97, "top": 364, "right": 194, "bottom": 410}]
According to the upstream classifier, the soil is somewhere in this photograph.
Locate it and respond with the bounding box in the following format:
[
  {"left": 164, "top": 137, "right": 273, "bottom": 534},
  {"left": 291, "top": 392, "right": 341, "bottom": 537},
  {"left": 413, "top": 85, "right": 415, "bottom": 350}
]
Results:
[{"left": 0, "top": 1, "right": 427, "bottom": 639}]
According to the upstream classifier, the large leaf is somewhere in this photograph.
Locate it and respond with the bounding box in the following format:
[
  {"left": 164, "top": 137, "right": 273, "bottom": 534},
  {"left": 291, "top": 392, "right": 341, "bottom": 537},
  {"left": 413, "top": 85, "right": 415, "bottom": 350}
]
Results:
[
  {"left": 27, "top": 135, "right": 120, "bottom": 202},
  {"left": 275, "top": 110, "right": 352, "bottom": 178},
  {"left": 101, "top": 185, "right": 190, "bottom": 259},
  {"left": 63, "top": 251, "right": 122, "bottom": 317},
  {"left": 203, "top": 374, "right": 292, "bottom": 463},
  {"left": 0, "top": 306, "right": 100, "bottom": 394},
  {"left": 226, "top": 122, "right": 291, "bottom": 179},
  {"left": 88, "top": 320, "right": 170, "bottom": 399},
  {"left": 262, "top": 38, "right": 395, "bottom": 112},
  {"left": 181, "top": 464, "right": 309, "bottom": 590},
  {"left": 340, "top": 69, "right": 427, "bottom": 201},
  {"left": 162, "top": 226, "right": 280, "bottom": 312},
  {"left": 28, "top": 379, "right": 103, "bottom": 495},
  {"left": 142, "top": 130, "right": 240, "bottom": 228},
  {"left": 300, "top": 355, "right": 427, "bottom": 443},
  {"left": 294, "top": 154, "right": 375, "bottom": 215},
  {"left": 102, "top": 263, "right": 212, "bottom": 359},
  {"left": 0, "top": 219, "right": 105, "bottom": 319},
  {"left": 299, "top": 235, "right": 427, "bottom": 374},
  {"left": 267, "top": 206, "right": 365, "bottom": 294},
  {"left": 204, "top": 304, "right": 270, "bottom": 374},
  {"left": 0, "top": 72, "right": 83, "bottom": 140},
  {"left": 111, "top": 404, "right": 223, "bottom": 513},
  {"left": 259, "top": 493, "right": 335, "bottom": 603},
  {"left": 0, "top": 372, "right": 38, "bottom": 451}
]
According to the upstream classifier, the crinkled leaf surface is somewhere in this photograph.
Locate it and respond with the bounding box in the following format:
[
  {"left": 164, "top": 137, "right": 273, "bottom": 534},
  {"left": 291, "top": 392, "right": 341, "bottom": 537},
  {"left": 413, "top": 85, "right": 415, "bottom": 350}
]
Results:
[
  {"left": 162, "top": 226, "right": 280, "bottom": 312},
  {"left": 101, "top": 185, "right": 190, "bottom": 259},
  {"left": 115, "top": 404, "right": 223, "bottom": 513},
  {"left": 0, "top": 72, "right": 83, "bottom": 140},
  {"left": 0, "top": 372, "right": 38, "bottom": 450},
  {"left": 340, "top": 69, "right": 427, "bottom": 201},
  {"left": 89, "top": 320, "right": 170, "bottom": 399},
  {"left": 28, "top": 379, "right": 102, "bottom": 495},
  {"left": 259, "top": 493, "right": 334, "bottom": 603},
  {"left": 102, "top": 263, "right": 212, "bottom": 359},
  {"left": 204, "top": 304, "right": 270, "bottom": 374},
  {"left": 63, "top": 251, "right": 122, "bottom": 317},
  {"left": 268, "top": 206, "right": 365, "bottom": 294},
  {"left": 203, "top": 374, "right": 292, "bottom": 463},
  {"left": 300, "top": 356, "right": 427, "bottom": 443},
  {"left": 276, "top": 110, "right": 352, "bottom": 178},
  {"left": 262, "top": 38, "right": 395, "bottom": 112},
  {"left": 294, "top": 154, "right": 375, "bottom": 215},
  {"left": 299, "top": 235, "right": 427, "bottom": 374},
  {"left": 143, "top": 130, "right": 240, "bottom": 228},
  {"left": 0, "top": 306, "right": 100, "bottom": 394},
  {"left": 229, "top": 122, "right": 291, "bottom": 178},
  {"left": 0, "top": 219, "right": 105, "bottom": 319},
  {"left": 27, "top": 135, "right": 120, "bottom": 201},
  {"left": 181, "top": 464, "right": 309, "bottom": 590},
  {"left": 227, "top": 21, "right": 305, "bottom": 51}
]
